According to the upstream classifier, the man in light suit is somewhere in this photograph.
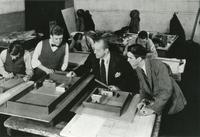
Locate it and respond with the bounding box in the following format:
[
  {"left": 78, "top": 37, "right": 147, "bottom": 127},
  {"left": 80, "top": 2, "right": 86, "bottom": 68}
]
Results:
[
  {"left": 126, "top": 44, "right": 187, "bottom": 115},
  {"left": 67, "top": 36, "right": 139, "bottom": 93}
]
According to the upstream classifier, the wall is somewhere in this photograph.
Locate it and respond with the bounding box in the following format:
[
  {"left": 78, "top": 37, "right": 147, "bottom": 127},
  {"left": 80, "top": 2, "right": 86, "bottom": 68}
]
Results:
[
  {"left": 74, "top": 0, "right": 200, "bottom": 43},
  {"left": 0, "top": 0, "right": 25, "bottom": 34},
  {"left": 65, "top": 0, "right": 74, "bottom": 8}
]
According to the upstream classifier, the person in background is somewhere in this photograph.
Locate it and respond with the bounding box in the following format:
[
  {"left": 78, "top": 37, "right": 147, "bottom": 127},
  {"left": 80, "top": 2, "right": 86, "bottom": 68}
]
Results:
[
  {"left": 31, "top": 25, "right": 69, "bottom": 81},
  {"left": 0, "top": 41, "right": 33, "bottom": 81},
  {"left": 69, "top": 32, "right": 94, "bottom": 52},
  {"left": 84, "top": 10, "right": 95, "bottom": 31},
  {"left": 135, "top": 31, "right": 157, "bottom": 58},
  {"left": 76, "top": 9, "right": 85, "bottom": 32},
  {"left": 129, "top": 9, "right": 140, "bottom": 33},
  {"left": 123, "top": 30, "right": 158, "bottom": 58},
  {"left": 67, "top": 36, "right": 139, "bottom": 93},
  {"left": 126, "top": 44, "right": 186, "bottom": 116}
]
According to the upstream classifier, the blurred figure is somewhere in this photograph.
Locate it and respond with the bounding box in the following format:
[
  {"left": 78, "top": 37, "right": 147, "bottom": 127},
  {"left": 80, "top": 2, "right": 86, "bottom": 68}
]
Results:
[
  {"left": 84, "top": 10, "right": 95, "bottom": 31},
  {"left": 129, "top": 9, "right": 140, "bottom": 33},
  {"left": 76, "top": 9, "right": 85, "bottom": 32}
]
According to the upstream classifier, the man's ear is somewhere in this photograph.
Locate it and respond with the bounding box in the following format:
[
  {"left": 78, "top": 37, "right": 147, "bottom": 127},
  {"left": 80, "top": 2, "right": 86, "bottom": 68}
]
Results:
[
  {"left": 137, "top": 57, "right": 142, "bottom": 62},
  {"left": 50, "top": 35, "right": 53, "bottom": 39},
  {"left": 105, "top": 48, "right": 109, "bottom": 53}
]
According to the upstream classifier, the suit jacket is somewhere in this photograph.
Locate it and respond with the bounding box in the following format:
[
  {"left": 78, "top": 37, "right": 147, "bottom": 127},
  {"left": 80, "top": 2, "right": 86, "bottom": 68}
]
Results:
[
  {"left": 136, "top": 59, "right": 187, "bottom": 114},
  {"left": 75, "top": 52, "right": 139, "bottom": 93}
]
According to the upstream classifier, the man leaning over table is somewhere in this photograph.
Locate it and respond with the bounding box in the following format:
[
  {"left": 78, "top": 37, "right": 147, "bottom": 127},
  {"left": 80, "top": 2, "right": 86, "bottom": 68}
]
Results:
[
  {"left": 0, "top": 41, "right": 33, "bottom": 81},
  {"left": 67, "top": 36, "right": 139, "bottom": 93},
  {"left": 126, "top": 44, "right": 186, "bottom": 116},
  {"left": 31, "top": 25, "right": 69, "bottom": 81}
]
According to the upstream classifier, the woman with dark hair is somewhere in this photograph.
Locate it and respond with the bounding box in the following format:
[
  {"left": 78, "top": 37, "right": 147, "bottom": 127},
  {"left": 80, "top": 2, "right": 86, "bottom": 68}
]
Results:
[
  {"left": 0, "top": 41, "right": 33, "bottom": 80},
  {"left": 127, "top": 44, "right": 186, "bottom": 116}
]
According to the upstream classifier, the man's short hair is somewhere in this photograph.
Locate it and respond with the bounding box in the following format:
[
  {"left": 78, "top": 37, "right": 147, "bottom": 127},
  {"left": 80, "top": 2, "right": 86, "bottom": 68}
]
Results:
[
  {"left": 93, "top": 34, "right": 109, "bottom": 49},
  {"left": 73, "top": 33, "right": 83, "bottom": 41},
  {"left": 8, "top": 41, "right": 24, "bottom": 57},
  {"left": 127, "top": 44, "right": 148, "bottom": 59},
  {"left": 138, "top": 30, "right": 148, "bottom": 39},
  {"left": 50, "top": 25, "right": 63, "bottom": 36}
]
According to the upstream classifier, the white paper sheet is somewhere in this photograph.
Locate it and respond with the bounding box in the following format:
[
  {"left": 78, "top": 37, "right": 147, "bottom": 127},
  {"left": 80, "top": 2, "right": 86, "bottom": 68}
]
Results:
[
  {"left": 60, "top": 114, "right": 105, "bottom": 137},
  {"left": 157, "top": 58, "right": 186, "bottom": 74},
  {"left": 61, "top": 7, "right": 77, "bottom": 34}
]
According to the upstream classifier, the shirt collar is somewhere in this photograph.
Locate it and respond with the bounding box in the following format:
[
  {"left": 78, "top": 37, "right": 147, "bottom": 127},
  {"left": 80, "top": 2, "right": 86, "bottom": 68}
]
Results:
[
  {"left": 49, "top": 39, "right": 58, "bottom": 48},
  {"left": 49, "top": 39, "right": 53, "bottom": 45},
  {"left": 140, "top": 60, "right": 147, "bottom": 75},
  {"left": 101, "top": 52, "right": 110, "bottom": 65}
]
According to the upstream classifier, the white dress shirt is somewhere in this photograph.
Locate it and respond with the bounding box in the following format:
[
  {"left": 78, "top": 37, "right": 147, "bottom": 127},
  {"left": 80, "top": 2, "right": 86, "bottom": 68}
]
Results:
[
  {"left": 0, "top": 49, "right": 33, "bottom": 76},
  {"left": 31, "top": 39, "right": 69, "bottom": 71},
  {"left": 100, "top": 52, "right": 110, "bottom": 84}
]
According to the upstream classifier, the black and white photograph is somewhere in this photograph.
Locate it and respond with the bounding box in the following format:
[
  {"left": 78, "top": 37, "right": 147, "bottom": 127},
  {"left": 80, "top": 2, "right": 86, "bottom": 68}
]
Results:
[{"left": 0, "top": 0, "right": 199, "bottom": 137}]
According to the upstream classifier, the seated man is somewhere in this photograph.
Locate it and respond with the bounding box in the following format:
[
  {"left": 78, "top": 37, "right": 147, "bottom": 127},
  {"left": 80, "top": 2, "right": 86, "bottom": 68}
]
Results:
[
  {"left": 31, "top": 25, "right": 69, "bottom": 81},
  {"left": 67, "top": 36, "right": 139, "bottom": 93},
  {"left": 126, "top": 44, "right": 187, "bottom": 115},
  {"left": 69, "top": 32, "right": 94, "bottom": 52},
  {"left": 124, "top": 30, "right": 158, "bottom": 58},
  {"left": 0, "top": 41, "right": 33, "bottom": 81}
]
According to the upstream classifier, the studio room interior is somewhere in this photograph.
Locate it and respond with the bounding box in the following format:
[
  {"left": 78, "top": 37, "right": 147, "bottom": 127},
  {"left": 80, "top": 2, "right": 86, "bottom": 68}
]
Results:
[{"left": 0, "top": 0, "right": 200, "bottom": 137}]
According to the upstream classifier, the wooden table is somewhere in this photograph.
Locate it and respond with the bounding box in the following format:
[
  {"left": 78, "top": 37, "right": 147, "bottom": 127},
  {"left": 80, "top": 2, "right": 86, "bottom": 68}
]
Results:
[
  {"left": 0, "top": 74, "right": 94, "bottom": 123},
  {"left": 4, "top": 94, "right": 161, "bottom": 137},
  {"left": 68, "top": 52, "right": 89, "bottom": 70}
]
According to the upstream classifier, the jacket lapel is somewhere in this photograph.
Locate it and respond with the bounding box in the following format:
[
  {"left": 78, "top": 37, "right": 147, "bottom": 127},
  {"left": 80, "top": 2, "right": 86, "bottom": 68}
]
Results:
[
  {"left": 145, "top": 59, "right": 153, "bottom": 90},
  {"left": 136, "top": 67, "right": 151, "bottom": 94}
]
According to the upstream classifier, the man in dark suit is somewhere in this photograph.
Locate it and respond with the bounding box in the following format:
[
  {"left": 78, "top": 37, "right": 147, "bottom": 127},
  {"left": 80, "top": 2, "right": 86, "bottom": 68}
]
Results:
[
  {"left": 126, "top": 44, "right": 187, "bottom": 115},
  {"left": 67, "top": 37, "right": 139, "bottom": 93}
]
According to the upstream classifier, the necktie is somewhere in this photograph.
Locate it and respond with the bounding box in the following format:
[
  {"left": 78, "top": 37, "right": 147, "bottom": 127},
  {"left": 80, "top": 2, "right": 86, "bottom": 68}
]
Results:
[{"left": 100, "top": 59, "right": 106, "bottom": 84}]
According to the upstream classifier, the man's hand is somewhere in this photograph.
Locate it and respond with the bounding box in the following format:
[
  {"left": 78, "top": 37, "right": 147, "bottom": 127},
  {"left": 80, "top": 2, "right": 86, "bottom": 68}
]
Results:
[
  {"left": 138, "top": 107, "right": 155, "bottom": 116},
  {"left": 38, "top": 65, "right": 54, "bottom": 75},
  {"left": 3, "top": 72, "right": 14, "bottom": 79},
  {"left": 66, "top": 71, "right": 76, "bottom": 77},
  {"left": 108, "top": 85, "right": 120, "bottom": 91},
  {"left": 137, "top": 101, "right": 146, "bottom": 110},
  {"left": 44, "top": 68, "right": 54, "bottom": 74},
  {"left": 23, "top": 75, "right": 31, "bottom": 82}
]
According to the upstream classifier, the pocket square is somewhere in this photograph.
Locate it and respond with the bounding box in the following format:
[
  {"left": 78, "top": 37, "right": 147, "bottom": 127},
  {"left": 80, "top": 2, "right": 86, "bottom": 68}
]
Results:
[{"left": 115, "top": 72, "right": 121, "bottom": 78}]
